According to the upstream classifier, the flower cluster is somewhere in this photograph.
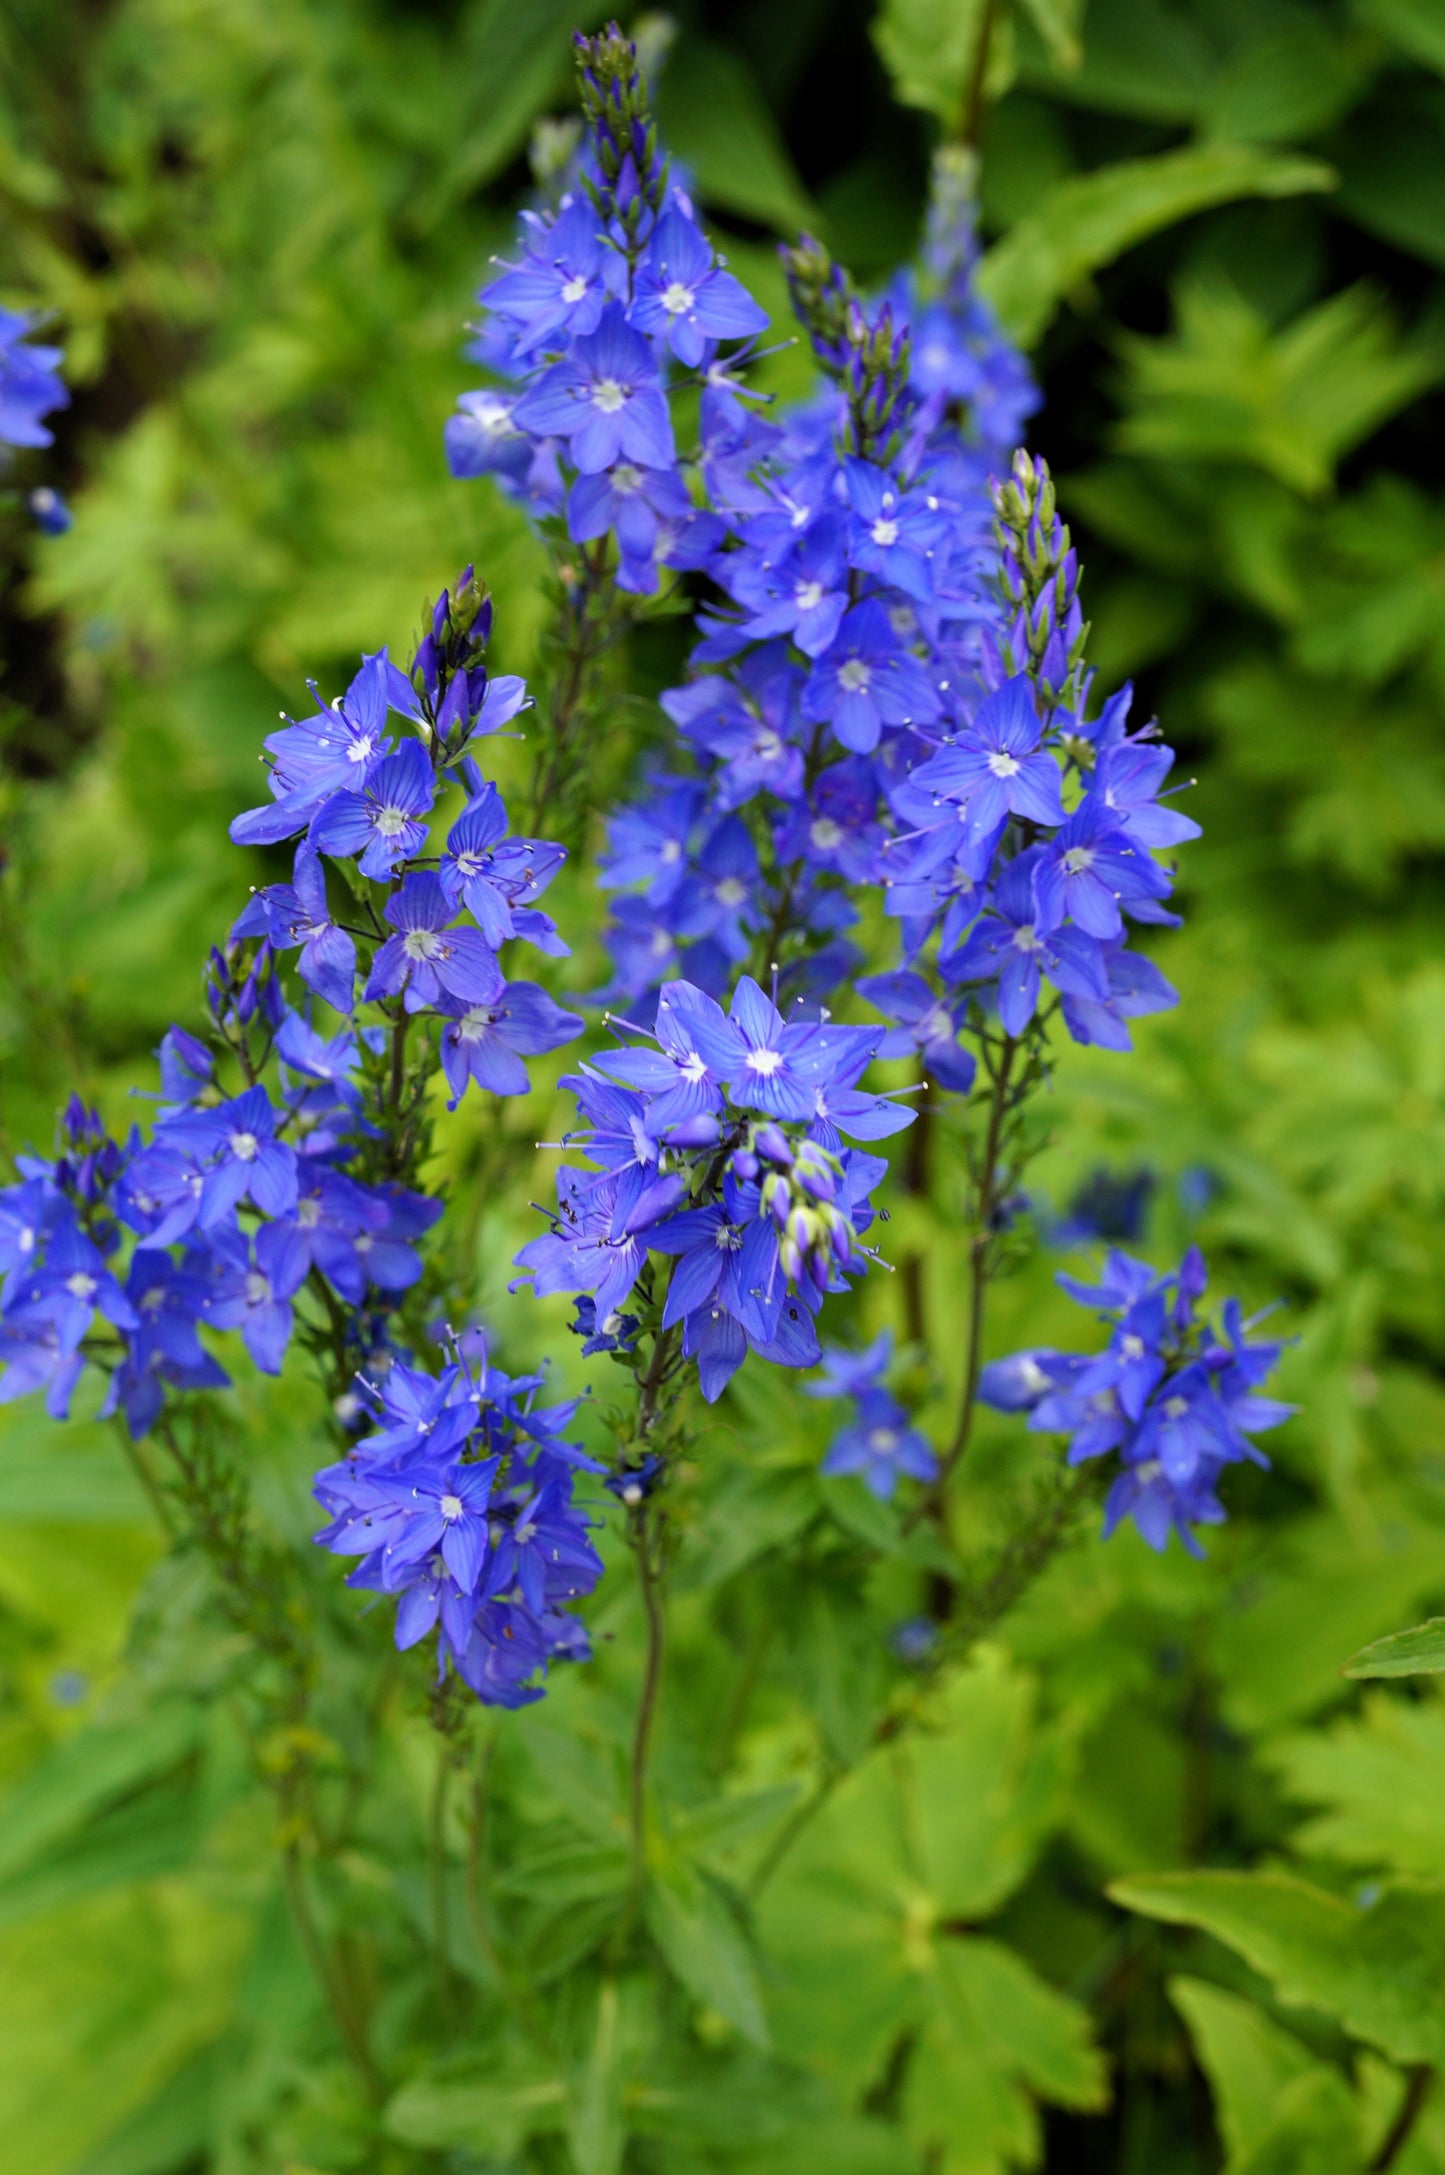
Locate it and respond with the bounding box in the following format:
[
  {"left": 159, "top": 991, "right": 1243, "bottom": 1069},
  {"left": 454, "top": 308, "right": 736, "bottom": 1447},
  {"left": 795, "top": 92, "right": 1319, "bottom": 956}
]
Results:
[
  {"left": 807, "top": 1331, "right": 937, "bottom": 1499},
  {"left": 0, "top": 567, "right": 591, "bottom": 1702},
  {"left": 516, "top": 974, "right": 913, "bottom": 1400},
  {"left": 445, "top": 23, "right": 764, "bottom": 600},
  {"left": 313, "top": 1347, "right": 603, "bottom": 1707},
  {"left": 979, "top": 1248, "right": 1292, "bottom": 1552}
]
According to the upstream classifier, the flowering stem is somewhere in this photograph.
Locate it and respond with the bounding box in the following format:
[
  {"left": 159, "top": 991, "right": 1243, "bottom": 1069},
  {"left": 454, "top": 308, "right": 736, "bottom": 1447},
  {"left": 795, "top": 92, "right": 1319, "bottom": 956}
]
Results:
[
  {"left": 923, "top": 1032, "right": 1019, "bottom": 1525},
  {"left": 627, "top": 1506, "right": 667, "bottom": 1914},
  {"left": 526, "top": 547, "right": 625, "bottom": 845},
  {"left": 959, "top": 0, "right": 999, "bottom": 149}
]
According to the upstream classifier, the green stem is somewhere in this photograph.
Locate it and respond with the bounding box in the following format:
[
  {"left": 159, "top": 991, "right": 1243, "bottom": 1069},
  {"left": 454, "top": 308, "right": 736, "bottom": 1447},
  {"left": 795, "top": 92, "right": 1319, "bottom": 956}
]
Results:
[
  {"left": 959, "top": 0, "right": 999, "bottom": 149},
  {"left": 282, "top": 1843, "right": 382, "bottom": 2098},
  {"left": 430, "top": 1745, "right": 457, "bottom": 2015}
]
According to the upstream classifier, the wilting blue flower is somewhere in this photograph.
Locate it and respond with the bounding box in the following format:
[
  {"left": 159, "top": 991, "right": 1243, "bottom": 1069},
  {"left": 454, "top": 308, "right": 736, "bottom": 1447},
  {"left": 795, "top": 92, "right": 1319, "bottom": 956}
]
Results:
[
  {"left": 856, "top": 969, "right": 977, "bottom": 1094},
  {"left": 235, "top": 844, "right": 356, "bottom": 1014}
]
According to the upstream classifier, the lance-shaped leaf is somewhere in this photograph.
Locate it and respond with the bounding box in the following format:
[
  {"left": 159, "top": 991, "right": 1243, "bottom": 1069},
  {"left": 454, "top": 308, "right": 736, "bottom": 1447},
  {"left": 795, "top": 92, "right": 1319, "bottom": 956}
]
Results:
[
  {"left": 1346, "top": 1615, "right": 1445, "bottom": 1679},
  {"left": 978, "top": 143, "right": 1335, "bottom": 347}
]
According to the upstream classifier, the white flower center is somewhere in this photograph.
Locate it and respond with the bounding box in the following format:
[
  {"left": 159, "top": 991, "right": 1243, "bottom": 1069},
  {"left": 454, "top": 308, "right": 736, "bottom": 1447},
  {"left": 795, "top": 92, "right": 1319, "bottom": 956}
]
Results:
[
  {"left": 661, "top": 280, "right": 695, "bottom": 316},
  {"left": 871, "top": 517, "right": 899, "bottom": 547},
  {"left": 403, "top": 930, "right": 442, "bottom": 961},
  {"left": 1062, "top": 846, "right": 1095, "bottom": 875},
  {"left": 230, "top": 1131, "right": 259, "bottom": 1162},
  {"left": 475, "top": 394, "right": 513, "bottom": 436},
  {"left": 1011, "top": 927, "right": 1041, "bottom": 954},
  {"left": 1164, "top": 1395, "right": 1189, "bottom": 1420},
  {"left": 714, "top": 1224, "right": 744, "bottom": 1252},
  {"left": 65, "top": 1271, "right": 97, "bottom": 1300},
  {"left": 680, "top": 1051, "right": 708, "bottom": 1083},
  {"left": 454, "top": 852, "right": 484, "bottom": 878},
  {"left": 561, "top": 274, "right": 588, "bottom": 304},
  {"left": 612, "top": 463, "right": 643, "bottom": 493},
  {"left": 987, "top": 750, "right": 1020, "bottom": 779},
  {"left": 659, "top": 839, "right": 681, "bottom": 863},
  {"left": 746, "top": 1047, "right": 783, "bottom": 1077},
  {"left": 838, "top": 660, "right": 872, "bottom": 694},
  {"left": 921, "top": 1004, "right": 952, "bottom": 1043},
  {"left": 867, "top": 1427, "right": 899, "bottom": 1454},
  {"left": 245, "top": 1272, "right": 269, "bottom": 1305},
  {"left": 297, "top": 1197, "right": 322, "bottom": 1228},
  {"left": 347, "top": 735, "right": 373, "bottom": 764},
  {"left": 456, "top": 1008, "right": 495, "bottom": 1043},
  {"left": 374, "top": 805, "right": 409, "bottom": 837},
  {"left": 811, "top": 818, "right": 844, "bottom": 850},
  {"left": 591, "top": 377, "right": 627, "bottom": 414},
  {"left": 794, "top": 580, "right": 824, "bottom": 611},
  {"left": 715, "top": 877, "right": 747, "bottom": 907},
  {"left": 1121, "top": 1334, "right": 1145, "bottom": 1360},
  {"left": 17, "top": 1228, "right": 34, "bottom": 1254},
  {"left": 440, "top": 1493, "right": 464, "bottom": 1520}
]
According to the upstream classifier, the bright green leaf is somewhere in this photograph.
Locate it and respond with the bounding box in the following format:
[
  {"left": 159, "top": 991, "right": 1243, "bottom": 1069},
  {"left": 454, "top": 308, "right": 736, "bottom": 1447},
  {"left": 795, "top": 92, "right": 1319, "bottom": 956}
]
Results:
[
  {"left": 383, "top": 2059, "right": 567, "bottom": 2155},
  {"left": 647, "top": 1863, "right": 770, "bottom": 2047},
  {"left": 1356, "top": 0, "right": 1445, "bottom": 80},
  {"left": 1346, "top": 1617, "right": 1445, "bottom": 1678},
  {"left": 1113, "top": 1871, "right": 1445, "bottom": 2065},
  {"left": 1168, "top": 1976, "right": 1321, "bottom": 2162},
  {"left": 1114, "top": 277, "right": 1445, "bottom": 495},
  {"left": 978, "top": 144, "right": 1335, "bottom": 347},
  {"left": 1228, "top": 2068, "right": 1364, "bottom": 2175}
]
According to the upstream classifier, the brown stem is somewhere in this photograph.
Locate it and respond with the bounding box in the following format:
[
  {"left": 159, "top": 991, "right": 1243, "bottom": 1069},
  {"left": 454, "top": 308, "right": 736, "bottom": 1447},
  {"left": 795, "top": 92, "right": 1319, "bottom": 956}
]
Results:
[
  {"left": 1371, "top": 2066, "right": 1434, "bottom": 2173},
  {"left": 899, "top": 1069, "right": 933, "bottom": 1349},
  {"left": 959, "top": 0, "right": 999, "bottom": 149}
]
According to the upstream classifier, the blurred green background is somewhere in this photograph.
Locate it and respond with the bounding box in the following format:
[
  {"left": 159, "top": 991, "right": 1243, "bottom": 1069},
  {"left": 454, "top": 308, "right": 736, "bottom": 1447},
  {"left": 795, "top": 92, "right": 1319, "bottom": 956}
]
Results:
[{"left": 5, "top": 2, "right": 1445, "bottom": 2171}]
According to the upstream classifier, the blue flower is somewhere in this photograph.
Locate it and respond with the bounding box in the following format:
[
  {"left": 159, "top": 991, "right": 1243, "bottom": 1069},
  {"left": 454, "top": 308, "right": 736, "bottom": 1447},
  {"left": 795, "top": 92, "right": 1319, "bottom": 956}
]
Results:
[
  {"left": 162, "top": 1084, "right": 298, "bottom": 1229},
  {"left": 0, "top": 307, "right": 68, "bottom": 448},
  {"left": 630, "top": 205, "right": 768, "bottom": 367},
  {"left": 843, "top": 459, "right": 949, "bottom": 601},
  {"left": 822, "top": 1387, "right": 937, "bottom": 1499},
  {"left": 238, "top": 844, "right": 356, "bottom": 1014},
  {"left": 941, "top": 847, "right": 1109, "bottom": 1036},
  {"left": 309, "top": 739, "right": 436, "bottom": 881},
  {"left": 482, "top": 197, "right": 625, "bottom": 356},
  {"left": 802, "top": 599, "right": 941, "bottom": 754},
  {"left": 907, "top": 676, "right": 1064, "bottom": 847},
  {"left": 438, "top": 983, "right": 583, "bottom": 1105},
  {"left": 363, "top": 872, "right": 505, "bottom": 1013},
  {"left": 512, "top": 304, "right": 675, "bottom": 474}
]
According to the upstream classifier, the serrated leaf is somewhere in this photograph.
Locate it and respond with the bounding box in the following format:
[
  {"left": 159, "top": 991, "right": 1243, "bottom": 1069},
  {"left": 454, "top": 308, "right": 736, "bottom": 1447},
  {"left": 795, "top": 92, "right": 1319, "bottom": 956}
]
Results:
[
  {"left": 1115, "top": 277, "right": 1445, "bottom": 495},
  {"left": 978, "top": 143, "right": 1335, "bottom": 347},
  {"left": 1267, "top": 1697, "right": 1445, "bottom": 1875},
  {"left": 647, "top": 1862, "right": 770, "bottom": 2047},
  {"left": 1168, "top": 1976, "right": 1321, "bottom": 2162},
  {"left": 1112, "top": 1871, "right": 1445, "bottom": 2065},
  {"left": 1346, "top": 1616, "right": 1445, "bottom": 1678}
]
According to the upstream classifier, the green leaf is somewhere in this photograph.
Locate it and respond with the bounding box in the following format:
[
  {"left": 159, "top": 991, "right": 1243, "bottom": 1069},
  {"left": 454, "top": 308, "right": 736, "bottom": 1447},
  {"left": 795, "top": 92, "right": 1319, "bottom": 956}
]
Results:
[
  {"left": 383, "top": 2058, "right": 567, "bottom": 2155},
  {"left": 1267, "top": 1697, "right": 1445, "bottom": 1875},
  {"left": 1346, "top": 1616, "right": 1445, "bottom": 1678},
  {"left": 1168, "top": 1976, "right": 1321, "bottom": 2162},
  {"left": 0, "top": 1704, "right": 204, "bottom": 1886},
  {"left": 1112, "top": 1871, "right": 1445, "bottom": 2065},
  {"left": 978, "top": 143, "right": 1336, "bottom": 348},
  {"left": 656, "top": 40, "right": 817, "bottom": 236},
  {"left": 1114, "top": 278, "right": 1445, "bottom": 496},
  {"left": 1337, "top": 95, "right": 1445, "bottom": 269},
  {"left": 647, "top": 1862, "right": 770, "bottom": 2047},
  {"left": 1227, "top": 2069, "right": 1364, "bottom": 2175},
  {"left": 1356, "top": 0, "right": 1445, "bottom": 79},
  {"left": 871, "top": 0, "right": 1015, "bottom": 131},
  {"left": 904, "top": 1940, "right": 1106, "bottom": 2175},
  {"left": 1012, "top": 0, "right": 1082, "bottom": 73}
]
